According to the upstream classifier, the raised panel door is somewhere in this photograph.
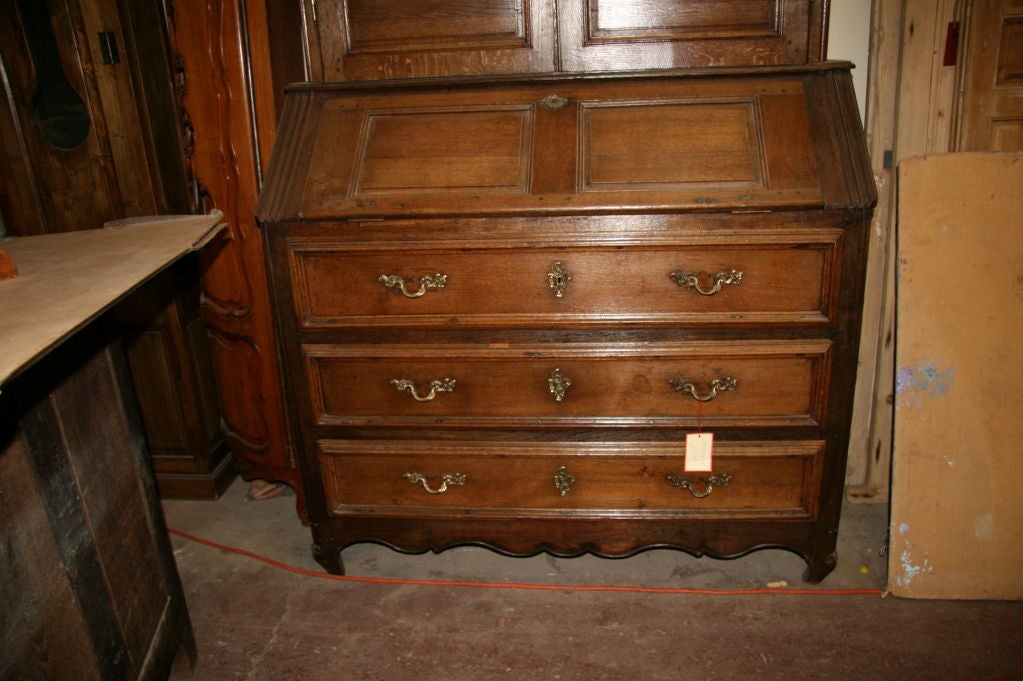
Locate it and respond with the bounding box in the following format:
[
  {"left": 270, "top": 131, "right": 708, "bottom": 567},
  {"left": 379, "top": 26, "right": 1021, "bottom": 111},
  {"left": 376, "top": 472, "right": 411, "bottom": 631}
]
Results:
[
  {"left": 558, "top": 0, "right": 826, "bottom": 71},
  {"left": 306, "top": 0, "right": 556, "bottom": 80}
]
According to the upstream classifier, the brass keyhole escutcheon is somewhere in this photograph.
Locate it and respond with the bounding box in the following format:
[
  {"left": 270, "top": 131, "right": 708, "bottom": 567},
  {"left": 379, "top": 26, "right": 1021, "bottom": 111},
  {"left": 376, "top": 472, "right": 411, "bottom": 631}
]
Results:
[
  {"left": 554, "top": 466, "right": 576, "bottom": 496},
  {"left": 548, "top": 368, "right": 572, "bottom": 402},
  {"left": 539, "top": 94, "right": 569, "bottom": 110},
  {"left": 548, "top": 261, "right": 572, "bottom": 298}
]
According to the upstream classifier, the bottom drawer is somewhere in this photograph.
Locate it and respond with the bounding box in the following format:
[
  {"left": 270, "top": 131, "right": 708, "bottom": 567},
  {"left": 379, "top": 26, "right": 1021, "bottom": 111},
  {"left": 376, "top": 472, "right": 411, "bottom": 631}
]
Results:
[{"left": 318, "top": 440, "right": 823, "bottom": 520}]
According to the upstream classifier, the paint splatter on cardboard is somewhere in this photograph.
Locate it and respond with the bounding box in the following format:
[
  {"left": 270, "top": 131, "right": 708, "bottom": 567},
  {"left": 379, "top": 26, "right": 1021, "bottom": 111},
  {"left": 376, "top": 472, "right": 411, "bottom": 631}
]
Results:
[{"left": 896, "top": 358, "right": 956, "bottom": 408}]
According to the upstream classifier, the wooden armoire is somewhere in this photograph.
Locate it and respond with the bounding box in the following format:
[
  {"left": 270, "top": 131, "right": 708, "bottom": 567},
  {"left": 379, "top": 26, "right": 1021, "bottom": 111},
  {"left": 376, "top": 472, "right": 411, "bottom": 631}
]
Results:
[
  {"left": 163, "top": 0, "right": 307, "bottom": 508},
  {"left": 259, "top": 1, "right": 875, "bottom": 581}
]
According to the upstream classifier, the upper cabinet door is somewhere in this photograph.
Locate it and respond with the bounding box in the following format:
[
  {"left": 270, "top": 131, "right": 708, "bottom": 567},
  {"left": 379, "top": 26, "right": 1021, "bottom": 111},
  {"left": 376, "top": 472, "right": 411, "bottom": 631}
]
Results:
[
  {"left": 304, "top": 0, "right": 827, "bottom": 82},
  {"left": 557, "top": 0, "right": 826, "bottom": 71},
  {"left": 306, "top": 0, "right": 557, "bottom": 81}
]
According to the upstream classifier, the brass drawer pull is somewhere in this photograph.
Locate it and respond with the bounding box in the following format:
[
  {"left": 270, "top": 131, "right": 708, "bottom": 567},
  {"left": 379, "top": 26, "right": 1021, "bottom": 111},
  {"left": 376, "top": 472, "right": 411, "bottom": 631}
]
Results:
[
  {"left": 548, "top": 367, "right": 572, "bottom": 402},
  {"left": 554, "top": 466, "right": 576, "bottom": 496},
  {"left": 378, "top": 272, "right": 447, "bottom": 298},
  {"left": 666, "top": 473, "right": 732, "bottom": 498},
  {"left": 669, "top": 377, "right": 737, "bottom": 402},
  {"left": 403, "top": 472, "right": 466, "bottom": 494},
  {"left": 391, "top": 377, "right": 456, "bottom": 402},
  {"left": 670, "top": 268, "right": 742, "bottom": 296},
  {"left": 547, "top": 261, "right": 572, "bottom": 298}
]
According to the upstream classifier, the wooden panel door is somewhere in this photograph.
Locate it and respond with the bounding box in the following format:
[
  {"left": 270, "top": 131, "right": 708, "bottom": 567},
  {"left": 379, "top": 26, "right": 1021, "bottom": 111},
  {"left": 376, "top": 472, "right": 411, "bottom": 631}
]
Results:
[
  {"left": 957, "top": 0, "right": 1023, "bottom": 150},
  {"left": 557, "top": 0, "right": 827, "bottom": 71},
  {"left": 305, "top": 0, "right": 556, "bottom": 80}
]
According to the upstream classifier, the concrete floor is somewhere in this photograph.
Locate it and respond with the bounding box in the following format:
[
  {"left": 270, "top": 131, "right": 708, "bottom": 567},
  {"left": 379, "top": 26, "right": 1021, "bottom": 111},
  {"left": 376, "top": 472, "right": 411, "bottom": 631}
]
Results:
[{"left": 163, "top": 480, "right": 1022, "bottom": 680}]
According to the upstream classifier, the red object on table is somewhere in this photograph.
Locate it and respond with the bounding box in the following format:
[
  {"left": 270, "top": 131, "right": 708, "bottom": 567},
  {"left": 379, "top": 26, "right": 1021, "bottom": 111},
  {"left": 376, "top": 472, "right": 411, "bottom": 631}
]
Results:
[{"left": 0, "top": 247, "right": 17, "bottom": 279}]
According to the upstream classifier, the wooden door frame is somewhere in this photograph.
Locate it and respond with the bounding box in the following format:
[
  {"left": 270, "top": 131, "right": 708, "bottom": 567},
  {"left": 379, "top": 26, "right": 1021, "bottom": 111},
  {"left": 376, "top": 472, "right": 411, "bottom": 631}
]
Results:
[{"left": 847, "top": 0, "right": 969, "bottom": 501}]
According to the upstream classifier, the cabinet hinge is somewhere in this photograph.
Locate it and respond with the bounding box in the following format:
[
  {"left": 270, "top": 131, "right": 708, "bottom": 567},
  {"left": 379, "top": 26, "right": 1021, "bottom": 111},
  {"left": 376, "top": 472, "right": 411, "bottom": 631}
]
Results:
[{"left": 98, "top": 31, "right": 120, "bottom": 65}]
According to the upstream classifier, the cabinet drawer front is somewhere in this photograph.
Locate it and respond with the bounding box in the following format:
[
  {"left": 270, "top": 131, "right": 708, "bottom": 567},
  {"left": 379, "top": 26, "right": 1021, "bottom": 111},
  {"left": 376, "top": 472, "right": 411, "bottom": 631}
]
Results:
[
  {"left": 318, "top": 440, "right": 823, "bottom": 518},
  {"left": 305, "top": 340, "right": 831, "bottom": 428},
  {"left": 288, "top": 238, "right": 839, "bottom": 328}
]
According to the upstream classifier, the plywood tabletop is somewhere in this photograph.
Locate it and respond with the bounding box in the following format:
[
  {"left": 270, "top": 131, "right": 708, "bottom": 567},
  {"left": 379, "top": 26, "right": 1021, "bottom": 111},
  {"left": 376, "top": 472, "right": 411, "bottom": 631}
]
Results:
[{"left": 0, "top": 212, "right": 223, "bottom": 388}]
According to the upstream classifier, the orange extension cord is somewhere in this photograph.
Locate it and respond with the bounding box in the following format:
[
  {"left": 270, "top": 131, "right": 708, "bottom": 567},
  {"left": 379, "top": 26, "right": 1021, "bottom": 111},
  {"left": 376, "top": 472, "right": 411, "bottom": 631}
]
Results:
[{"left": 168, "top": 528, "right": 884, "bottom": 597}]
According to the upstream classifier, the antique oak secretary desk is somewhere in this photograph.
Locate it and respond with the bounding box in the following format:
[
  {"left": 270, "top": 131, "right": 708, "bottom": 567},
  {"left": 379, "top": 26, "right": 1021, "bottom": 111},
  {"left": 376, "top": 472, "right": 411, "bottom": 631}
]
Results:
[{"left": 258, "top": 1, "right": 874, "bottom": 581}]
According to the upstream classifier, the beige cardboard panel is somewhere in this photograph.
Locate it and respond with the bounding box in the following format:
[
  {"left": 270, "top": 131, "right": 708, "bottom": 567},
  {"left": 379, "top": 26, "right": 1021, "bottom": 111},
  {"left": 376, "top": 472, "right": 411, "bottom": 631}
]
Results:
[
  {"left": 889, "top": 152, "right": 1023, "bottom": 599},
  {"left": 0, "top": 212, "right": 223, "bottom": 387}
]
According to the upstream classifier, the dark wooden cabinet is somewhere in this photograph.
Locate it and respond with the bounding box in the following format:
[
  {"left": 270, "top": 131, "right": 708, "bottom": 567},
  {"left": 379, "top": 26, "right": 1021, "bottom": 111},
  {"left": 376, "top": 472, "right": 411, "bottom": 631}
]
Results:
[
  {"left": 258, "top": 64, "right": 874, "bottom": 581},
  {"left": 304, "top": 0, "right": 827, "bottom": 80},
  {"left": 114, "top": 258, "right": 233, "bottom": 498}
]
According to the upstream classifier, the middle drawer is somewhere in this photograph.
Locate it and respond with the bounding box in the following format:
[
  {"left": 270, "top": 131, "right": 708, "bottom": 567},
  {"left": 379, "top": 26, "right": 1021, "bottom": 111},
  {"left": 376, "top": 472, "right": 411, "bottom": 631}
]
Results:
[{"left": 304, "top": 340, "right": 832, "bottom": 428}]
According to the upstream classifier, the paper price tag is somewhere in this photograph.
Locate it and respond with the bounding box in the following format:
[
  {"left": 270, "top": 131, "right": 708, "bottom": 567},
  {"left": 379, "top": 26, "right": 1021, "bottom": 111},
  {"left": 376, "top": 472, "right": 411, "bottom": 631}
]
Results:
[{"left": 684, "top": 432, "right": 714, "bottom": 472}]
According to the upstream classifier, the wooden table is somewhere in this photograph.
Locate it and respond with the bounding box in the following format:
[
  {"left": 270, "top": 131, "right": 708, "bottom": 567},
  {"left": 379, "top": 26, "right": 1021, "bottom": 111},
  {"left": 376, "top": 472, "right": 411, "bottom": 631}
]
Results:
[{"left": 1, "top": 213, "right": 222, "bottom": 680}]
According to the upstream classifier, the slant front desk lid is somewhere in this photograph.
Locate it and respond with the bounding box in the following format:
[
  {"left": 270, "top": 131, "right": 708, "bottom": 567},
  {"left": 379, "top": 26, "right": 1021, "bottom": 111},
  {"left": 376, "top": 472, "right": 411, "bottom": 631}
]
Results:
[{"left": 258, "top": 65, "right": 875, "bottom": 223}]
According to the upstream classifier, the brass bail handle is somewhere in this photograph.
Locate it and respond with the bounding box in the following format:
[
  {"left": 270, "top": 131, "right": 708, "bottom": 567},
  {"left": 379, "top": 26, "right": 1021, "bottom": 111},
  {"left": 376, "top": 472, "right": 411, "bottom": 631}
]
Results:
[
  {"left": 670, "top": 269, "right": 742, "bottom": 296},
  {"left": 666, "top": 473, "right": 733, "bottom": 498},
  {"left": 404, "top": 472, "right": 467, "bottom": 494},
  {"left": 391, "top": 377, "right": 456, "bottom": 402},
  {"left": 669, "top": 377, "right": 737, "bottom": 402},
  {"left": 379, "top": 272, "right": 447, "bottom": 298}
]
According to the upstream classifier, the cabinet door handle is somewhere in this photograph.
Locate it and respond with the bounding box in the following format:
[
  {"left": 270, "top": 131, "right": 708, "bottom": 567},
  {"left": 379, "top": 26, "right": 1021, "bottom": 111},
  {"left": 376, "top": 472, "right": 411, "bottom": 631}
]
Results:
[
  {"left": 670, "top": 268, "right": 742, "bottom": 296},
  {"left": 669, "top": 377, "right": 737, "bottom": 402},
  {"left": 666, "top": 473, "right": 732, "bottom": 498},
  {"left": 391, "top": 378, "right": 456, "bottom": 402},
  {"left": 404, "top": 472, "right": 466, "bottom": 494},
  {"left": 379, "top": 273, "right": 447, "bottom": 298}
]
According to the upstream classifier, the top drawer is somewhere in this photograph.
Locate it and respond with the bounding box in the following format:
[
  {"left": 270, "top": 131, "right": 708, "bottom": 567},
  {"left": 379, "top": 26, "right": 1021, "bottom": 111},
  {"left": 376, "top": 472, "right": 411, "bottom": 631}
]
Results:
[{"left": 286, "top": 227, "right": 841, "bottom": 329}]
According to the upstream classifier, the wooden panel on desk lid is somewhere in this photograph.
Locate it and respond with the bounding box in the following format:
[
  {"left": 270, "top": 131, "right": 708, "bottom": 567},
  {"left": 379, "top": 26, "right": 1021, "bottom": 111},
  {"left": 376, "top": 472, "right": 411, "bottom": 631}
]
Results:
[{"left": 0, "top": 248, "right": 17, "bottom": 279}]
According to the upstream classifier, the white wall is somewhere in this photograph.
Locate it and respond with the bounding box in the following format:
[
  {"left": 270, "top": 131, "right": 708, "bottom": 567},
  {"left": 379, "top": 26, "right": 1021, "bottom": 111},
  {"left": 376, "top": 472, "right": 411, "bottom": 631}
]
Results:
[{"left": 827, "top": 0, "right": 873, "bottom": 120}]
